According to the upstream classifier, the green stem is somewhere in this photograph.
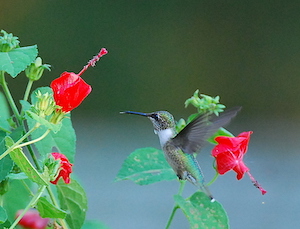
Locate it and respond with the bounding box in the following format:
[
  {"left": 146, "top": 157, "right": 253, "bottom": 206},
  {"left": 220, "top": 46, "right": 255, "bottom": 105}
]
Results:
[
  {"left": 0, "top": 124, "right": 40, "bottom": 161},
  {"left": 15, "top": 129, "right": 51, "bottom": 149},
  {"left": 0, "top": 71, "right": 21, "bottom": 125},
  {"left": 46, "top": 186, "right": 69, "bottom": 229},
  {"left": 9, "top": 185, "right": 46, "bottom": 229},
  {"left": 165, "top": 180, "right": 187, "bottom": 229},
  {"left": 23, "top": 79, "right": 34, "bottom": 102},
  {"left": 165, "top": 206, "right": 179, "bottom": 229},
  {"left": 206, "top": 171, "right": 219, "bottom": 186}
]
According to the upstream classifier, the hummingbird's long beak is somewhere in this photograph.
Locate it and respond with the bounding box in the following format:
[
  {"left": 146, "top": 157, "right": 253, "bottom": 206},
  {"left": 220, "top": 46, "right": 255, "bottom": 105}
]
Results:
[{"left": 120, "top": 111, "right": 148, "bottom": 116}]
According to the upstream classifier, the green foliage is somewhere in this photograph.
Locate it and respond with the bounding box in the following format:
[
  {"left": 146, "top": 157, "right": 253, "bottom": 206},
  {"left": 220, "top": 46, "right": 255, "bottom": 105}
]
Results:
[
  {"left": 36, "top": 197, "right": 67, "bottom": 219},
  {"left": 24, "top": 87, "right": 76, "bottom": 162},
  {"left": 115, "top": 147, "right": 177, "bottom": 185},
  {"left": 5, "top": 136, "right": 48, "bottom": 185},
  {"left": 2, "top": 179, "right": 32, "bottom": 223},
  {"left": 0, "top": 45, "right": 38, "bottom": 77},
  {"left": 57, "top": 179, "right": 88, "bottom": 229},
  {"left": 174, "top": 192, "right": 229, "bottom": 229},
  {"left": 0, "top": 92, "right": 10, "bottom": 132},
  {"left": 0, "top": 206, "right": 7, "bottom": 224}
]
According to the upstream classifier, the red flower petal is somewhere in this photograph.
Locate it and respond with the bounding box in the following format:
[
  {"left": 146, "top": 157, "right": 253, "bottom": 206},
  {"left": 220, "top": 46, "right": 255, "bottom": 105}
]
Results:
[
  {"left": 50, "top": 72, "right": 92, "bottom": 112},
  {"left": 50, "top": 152, "right": 73, "bottom": 185},
  {"left": 16, "top": 209, "right": 49, "bottom": 229},
  {"left": 212, "top": 131, "right": 252, "bottom": 179}
]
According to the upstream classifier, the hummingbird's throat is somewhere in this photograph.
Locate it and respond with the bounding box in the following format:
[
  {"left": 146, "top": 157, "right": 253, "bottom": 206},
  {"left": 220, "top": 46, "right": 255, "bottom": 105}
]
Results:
[{"left": 156, "top": 128, "right": 175, "bottom": 147}]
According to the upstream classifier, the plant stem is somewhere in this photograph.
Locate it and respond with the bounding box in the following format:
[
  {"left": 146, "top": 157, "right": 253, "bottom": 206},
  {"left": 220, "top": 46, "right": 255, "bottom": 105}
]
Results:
[
  {"left": 165, "top": 206, "right": 179, "bottom": 229},
  {"left": 9, "top": 185, "right": 46, "bottom": 229},
  {"left": 46, "top": 186, "right": 69, "bottom": 229},
  {"left": 0, "top": 124, "right": 40, "bottom": 161},
  {"left": 0, "top": 71, "right": 21, "bottom": 125},
  {"left": 165, "top": 180, "right": 186, "bottom": 229},
  {"left": 15, "top": 129, "right": 51, "bottom": 149},
  {"left": 23, "top": 79, "right": 34, "bottom": 102},
  {"left": 206, "top": 171, "right": 219, "bottom": 186}
]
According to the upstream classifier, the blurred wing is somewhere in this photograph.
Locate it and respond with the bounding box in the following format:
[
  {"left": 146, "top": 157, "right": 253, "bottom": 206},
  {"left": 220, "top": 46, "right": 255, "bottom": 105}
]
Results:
[{"left": 172, "top": 107, "right": 241, "bottom": 154}]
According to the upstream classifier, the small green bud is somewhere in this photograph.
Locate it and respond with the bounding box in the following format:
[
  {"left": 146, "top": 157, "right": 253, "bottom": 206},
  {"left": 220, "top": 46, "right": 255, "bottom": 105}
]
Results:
[
  {"left": 0, "top": 30, "right": 20, "bottom": 52},
  {"left": 25, "top": 57, "right": 51, "bottom": 81}
]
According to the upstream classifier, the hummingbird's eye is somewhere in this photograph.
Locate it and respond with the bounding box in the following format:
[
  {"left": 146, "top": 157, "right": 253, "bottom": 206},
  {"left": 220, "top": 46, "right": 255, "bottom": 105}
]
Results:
[{"left": 151, "top": 113, "right": 159, "bottom": 121}]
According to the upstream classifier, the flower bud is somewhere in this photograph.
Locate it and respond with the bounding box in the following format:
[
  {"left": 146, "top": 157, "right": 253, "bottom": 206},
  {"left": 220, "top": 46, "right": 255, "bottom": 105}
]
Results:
[
  {"left": 0, "top": 30, "right": 20, "bottom": 52},
  {"left": 25, "top": 57, "right": 51, "bottom": 81}
]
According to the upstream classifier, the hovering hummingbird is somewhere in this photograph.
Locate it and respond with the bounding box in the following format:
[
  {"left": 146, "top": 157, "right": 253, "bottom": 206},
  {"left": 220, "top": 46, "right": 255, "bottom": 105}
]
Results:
[{"left": 121, "top": 107, "right": 241, "bottom": 201}]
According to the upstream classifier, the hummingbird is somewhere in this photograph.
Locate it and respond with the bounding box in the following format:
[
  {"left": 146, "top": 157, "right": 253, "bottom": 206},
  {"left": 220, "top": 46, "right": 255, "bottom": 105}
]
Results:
[{"left": 121, "top": 107, "right": 241, "bottom": 201}]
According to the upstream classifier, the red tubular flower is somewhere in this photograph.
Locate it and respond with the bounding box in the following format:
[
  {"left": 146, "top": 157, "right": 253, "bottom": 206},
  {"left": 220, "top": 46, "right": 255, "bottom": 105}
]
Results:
[
  {"left": 50, "top": 48, "right": 108, "bottom": 112},
  {"left": 16, "top": 209, "right": 49, "bottom": 229},
  {"left": 50, "top": 72, "right": 92, "bottom": 112},
  {"left": 212, "top": 131, "right": 267, "bottom": 195},
  {"left": 50, "top": 152, "right": 73, "bottom": 185}
]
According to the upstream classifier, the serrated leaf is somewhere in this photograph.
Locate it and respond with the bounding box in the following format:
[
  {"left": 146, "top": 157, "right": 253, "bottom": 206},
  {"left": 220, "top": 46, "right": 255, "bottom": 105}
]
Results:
[
  {"left": 36, "top": 196, "right": 67, "bottom": 219},
  {"left": 207, "top": 127, "right": 234, "bottom": 145},
  {"left": 174, "top": 191, "right": 229, "bottom": 229},
  {"left": 0, "top": 206, "right": 7, "bottom": 224},
  {"left": 5, "top": 136, "right": 47, "bottom": 185},
  {"left": 0, "top": 45, "right": 38, "bottom": 77},
  {"left": 0, "top": 92, "right": 10, "bottom": 132},
  {"left": 24, "top": 87, "right": 76, "bottom": 162},
  {"left": 57, "top": 179, "right": 87, "bottom": 229},
  {"left": 115, "top": 147, "right": 177, "bottom": 185}
]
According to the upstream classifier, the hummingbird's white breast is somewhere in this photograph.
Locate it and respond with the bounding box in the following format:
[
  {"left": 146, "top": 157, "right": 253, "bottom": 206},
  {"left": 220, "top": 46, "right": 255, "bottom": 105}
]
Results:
[{"left": 156, "top": 128, "right": 175, "bottom": 147}]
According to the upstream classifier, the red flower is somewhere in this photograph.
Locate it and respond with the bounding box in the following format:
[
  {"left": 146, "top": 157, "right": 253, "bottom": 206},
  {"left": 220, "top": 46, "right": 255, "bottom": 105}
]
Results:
[
  {"left": 16, "top": 209, "right": 49, "bottom": 229},
  {"left": 50, "top": 72, "right": 92, "bottom": 112},
  {"left": 50, "top": 48, "right": 108, "bottom": 112},
  {"left": 212, "top": 131, "right": 267, "bottom": 195},
  {"left": 50, "top": 152, "right": 73, "bottom": 184}
]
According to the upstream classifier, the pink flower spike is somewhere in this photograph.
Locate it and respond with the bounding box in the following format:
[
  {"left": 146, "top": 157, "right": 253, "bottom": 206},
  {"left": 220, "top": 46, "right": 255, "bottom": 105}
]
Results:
[
  {"left": 78, "top": 48, "right": 108, "bottom": 76},
  {"left": 247, "top": 171, "right": 267, "bottom": 195}
]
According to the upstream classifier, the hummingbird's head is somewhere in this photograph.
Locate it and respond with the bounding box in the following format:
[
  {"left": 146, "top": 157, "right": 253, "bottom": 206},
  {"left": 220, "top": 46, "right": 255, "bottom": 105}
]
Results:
[
  {"left": 147, "top": 111, "right": 175, "bottom": 131},
  {"left": 121, "top": 110, "right": 175, "bottom": 131}
]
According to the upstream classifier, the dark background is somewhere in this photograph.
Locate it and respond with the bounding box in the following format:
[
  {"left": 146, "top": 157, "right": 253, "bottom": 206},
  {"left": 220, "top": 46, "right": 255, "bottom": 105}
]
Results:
[{"left": 2, "top": 1, "right": 300, "bottom": 228}]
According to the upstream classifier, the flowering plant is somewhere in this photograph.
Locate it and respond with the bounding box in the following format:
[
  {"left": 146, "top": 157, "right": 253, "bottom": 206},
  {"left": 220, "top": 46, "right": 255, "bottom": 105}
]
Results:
[
  {"left": 0, "top": 30, "right": 108, "bottom": 229},
  {"left": 116, "top": 89, "right": 266, "bottom": 228}
]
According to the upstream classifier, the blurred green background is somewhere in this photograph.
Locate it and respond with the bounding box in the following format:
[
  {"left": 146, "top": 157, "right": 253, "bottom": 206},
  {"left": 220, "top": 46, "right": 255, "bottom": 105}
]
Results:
[{"left": 2, "top": 1, "right": 300, "bottom": 229}]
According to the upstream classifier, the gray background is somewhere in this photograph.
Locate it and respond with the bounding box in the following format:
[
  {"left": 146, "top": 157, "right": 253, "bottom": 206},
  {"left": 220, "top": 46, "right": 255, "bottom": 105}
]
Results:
[{"left": 2, "top": 1, "right": 300, "bottom": 228}]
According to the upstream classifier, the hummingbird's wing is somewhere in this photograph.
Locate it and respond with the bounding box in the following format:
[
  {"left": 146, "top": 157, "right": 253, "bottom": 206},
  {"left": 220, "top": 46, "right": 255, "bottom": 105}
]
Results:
[{"left": 172, "top": 107, "right": 241, "bottom": 154}]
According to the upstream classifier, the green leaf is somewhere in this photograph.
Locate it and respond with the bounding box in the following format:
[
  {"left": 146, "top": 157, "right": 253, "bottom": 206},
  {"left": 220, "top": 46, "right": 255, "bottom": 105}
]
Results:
[
  {"left": 0, "top": 131, "right": 13, "bottom": 182},
  {"left": 207, "top": 127, "right": 234, "bottom": 145},
  {"left": 0, "top": 156, "right": 13, "bottom": 182},
  {"left": 82, "top": 220, "right": 110, "bottom": 229},
  {"left": 57, "top": 179, "right": 87, "bottom": 229},
  {"left": 0, "top": 45, "right": 38, "bottom": 77},
  {"left": 0, "top": 92, "right": 10, "bottom": 133},
  {"left": 36, "top": 196, "right": 67, "bottom": 219},
  {"left": 174, "top": 191, "right": 229, "bottom": 229},
  {"left": 0, "top": 206, "right": 7, "bottom": 224},
  {"left": 5, "top": 136, "right": 48, "bottom": 185},
  {"left": 3, "top": 179, "right": 32, "bottom": 223},
  {"left": 115, "top": 147, "right": 177, "bottom": 185},
  {"left": 25, "top": 87, "right": 76, "bottom": 162}
]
